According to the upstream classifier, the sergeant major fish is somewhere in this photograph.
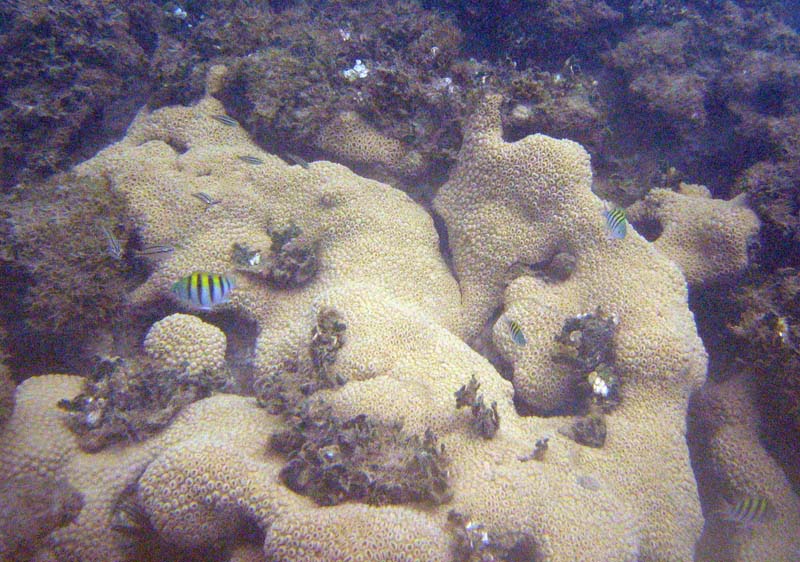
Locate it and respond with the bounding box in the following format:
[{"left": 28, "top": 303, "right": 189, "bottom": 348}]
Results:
[
  {"left": 172, "top": 272, "right": 235, "bottom": 310},
  {"left": 603, "top": 204, "right": 627, "bottom": 239}
]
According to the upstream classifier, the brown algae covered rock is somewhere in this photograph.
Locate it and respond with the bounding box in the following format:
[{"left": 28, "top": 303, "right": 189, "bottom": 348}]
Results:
[{"left": 0, "top": 474, "right": 83, "bottom": 562}]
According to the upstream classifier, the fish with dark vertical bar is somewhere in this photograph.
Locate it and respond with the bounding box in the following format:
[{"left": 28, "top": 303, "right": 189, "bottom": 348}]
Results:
[
  {"left": 506, "top": 318, "right": 527, "bottom": 346},
  {"left": 603, "top": 205, "right": 627, "bottom": 239},
  {"left": 717, "top": 496, "right": 772, "bottom": 526},
  {"left": 171, "top": 272, "right": 236, "bottom": 310}
]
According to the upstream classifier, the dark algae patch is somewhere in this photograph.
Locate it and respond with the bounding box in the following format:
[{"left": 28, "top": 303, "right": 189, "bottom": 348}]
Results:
[
  {"left": 58, "top": 355, "right": 227, "bottom": 452},
  {"left": 271, "top": 403, "right": 451, "bottom": 507}
]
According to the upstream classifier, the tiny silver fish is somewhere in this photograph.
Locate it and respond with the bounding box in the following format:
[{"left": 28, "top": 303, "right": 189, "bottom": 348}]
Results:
[
  {"left": 192, "top": 192, "right": 220, "bottom": 206},
  {"left": 100, "top": 225, "right": 123, "bottom": 260},
  {"left": 286, "top": 153, "right": 310, "bottom": 169},
  {"left": 238, "top": 155, "right": 264, "bottom": 165},
  {"left": 211, "top": 114, "right": 238, "bottom": 126},
  {"left": 133, "top": 245, "right": 174, "bottom": 256}
]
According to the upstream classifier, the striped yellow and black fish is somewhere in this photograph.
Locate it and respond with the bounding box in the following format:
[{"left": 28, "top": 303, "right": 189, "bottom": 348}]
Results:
[
  {"left": 506, "top": 318, "right": 527, "bottom": 346},
  {"left": 171, "top": 272, "right": 235, "bottom": 310},
  {"left": 603, "top": 206, "right": 627, "bottom": 239},
  {"left": 718, "top": 496, "right": 771, "bottom": 526}
]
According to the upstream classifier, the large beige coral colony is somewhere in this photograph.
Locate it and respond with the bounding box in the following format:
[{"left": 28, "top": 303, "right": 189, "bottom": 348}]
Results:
[{"left": 1, "top": 65, "right": 794, "bottom": 562}]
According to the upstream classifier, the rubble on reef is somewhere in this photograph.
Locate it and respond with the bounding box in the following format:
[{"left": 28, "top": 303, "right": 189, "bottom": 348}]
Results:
[
  {"left": 271, "top": 403, "right": 451, "bottom": 507},
  {"left": 57, "top": 355, "right": 227, "bottom": 451}
]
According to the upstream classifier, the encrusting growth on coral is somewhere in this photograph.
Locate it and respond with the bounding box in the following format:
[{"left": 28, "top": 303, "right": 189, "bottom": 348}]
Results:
[
  {"left": 234, "top": 223, "right": 319, "bottom": 290},
  {"left": 255, "top": 307, "right": 348, "bottom": 412},
  {"left": 264, "top": 224, "right": 319, "bottom": 289},
  {"left": 0, "top": 361, "right": 13, "bottom": 428},
  {"left": 455, "top": 375, "right": 500, "bottom": 438},
  {"left": 552, "top": 307, "right": 618, "bottom": 374},
  {"left": 447, "top": 509, "right": 542, "bottom": 562},
  {"left": 558, "top": 410, "right": 608, "bottom": 448},
  {"left": 271, "top": 403, "right": 451, "bottom": 507},
  {"left": 57, "top": 355, "right": 227, "bottom": 451},
  {"left": 310, "top": 307, "right": 347, "bottom": 380}
]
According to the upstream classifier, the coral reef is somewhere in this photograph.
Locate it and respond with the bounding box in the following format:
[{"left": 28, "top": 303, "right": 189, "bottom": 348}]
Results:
[
  {"left": 0, "top": 0, "right": 282, "bottom": 188},
  {"left": 627, "top": 184, "right": 760, "bottom": 286},
  {"left": 435, "top": 94, "right": 708, "bottom": 560},
  {"left": 0, "top": 473, "right": 83, "bottom": 562},
  {"left": 603, "top": 2, "right": 800, "bottom": 192},
  {"left": 316, "top": 110, "right": 425, "bottom": 180},
  {"left": 1, "top": 67, "right": 774, "bottom": 562},
  {"left": 216, "top": 1, "right": 468, "bottom": 187},
  {"left": 254, "top": 307, "right": 348, "bottom": 413},
  {"left": 722, "top": 267, "right": 800, "bottom": 490},
  {"left": 690, "top": 375, "right": 800, "bottom": 561}
]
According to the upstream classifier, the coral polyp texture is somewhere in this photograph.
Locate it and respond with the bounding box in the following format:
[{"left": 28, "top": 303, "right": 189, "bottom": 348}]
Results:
[
  {"left": 627, "top": 184, "right": 760, "bottom": 286},
  {"left": 0, "top": 70, "right": 755, "bottom": 562},
  {"left": 143, "top": 313, "right": 227, "bottom": 375}
]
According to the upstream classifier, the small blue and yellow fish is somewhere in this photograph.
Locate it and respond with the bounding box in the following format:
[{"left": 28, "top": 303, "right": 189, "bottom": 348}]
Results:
[
  {"left": 506, "top": 318, "right": 527, "bottom": 346},
  {"left": 172, "top": 272, "right": 235, "bottom": 310},
  {"left": 717, "top": 496, "right": 772, "bottom": 526},
  {"left": 603, "top": 205, "right": 627, "bottom": 239}
]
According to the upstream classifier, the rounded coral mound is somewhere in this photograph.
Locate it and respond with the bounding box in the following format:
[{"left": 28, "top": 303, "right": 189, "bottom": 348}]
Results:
[
  {"left": 143, "top": 313, "right": 227, "bottom": 375},
  {"left": 627, "top": 184, "right": 760, "bottom": 286}
]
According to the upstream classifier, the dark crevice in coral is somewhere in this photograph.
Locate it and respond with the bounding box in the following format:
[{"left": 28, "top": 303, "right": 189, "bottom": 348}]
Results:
[
  {"left": 430, "top": 207, "right": 456, "bottom": 281},
  {"left": 629, "top": 216, "right": 663, "bottom": 242},
  {"left": 211, "top": 312, "right": 259, "bottom": 394}
]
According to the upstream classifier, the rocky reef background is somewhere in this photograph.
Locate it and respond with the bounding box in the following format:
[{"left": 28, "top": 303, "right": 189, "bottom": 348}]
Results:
[{"left": 0, "top": 1, "right": 799, "bottom": 560}]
